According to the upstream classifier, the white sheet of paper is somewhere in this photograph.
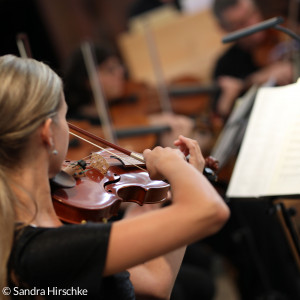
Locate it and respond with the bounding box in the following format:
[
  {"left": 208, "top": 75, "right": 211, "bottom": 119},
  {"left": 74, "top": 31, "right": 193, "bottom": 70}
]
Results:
[{"left": 227, "top": 79, "right": 300, "bottom": 198}]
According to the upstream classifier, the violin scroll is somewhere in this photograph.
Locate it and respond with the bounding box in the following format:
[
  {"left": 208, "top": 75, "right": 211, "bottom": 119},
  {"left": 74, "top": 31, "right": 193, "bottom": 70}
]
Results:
[
  {"left": 205, "top": 156, "right": 219, "bottom": 172},
  {"left": 203, "top": 156, "right": 219, "bottom": 182}
]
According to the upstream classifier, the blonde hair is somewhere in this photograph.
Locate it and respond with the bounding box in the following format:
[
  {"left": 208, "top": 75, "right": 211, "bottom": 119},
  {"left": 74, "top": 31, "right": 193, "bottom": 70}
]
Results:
[{"left": 0, "top": 55, "right": 62, "bottom": 298}]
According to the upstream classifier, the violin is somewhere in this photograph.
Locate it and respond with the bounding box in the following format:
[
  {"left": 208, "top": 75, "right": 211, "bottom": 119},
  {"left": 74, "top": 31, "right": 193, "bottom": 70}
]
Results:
[
  {"left": 51, "top": 122, "right": 219, "bottom": 224},
  {"left": 252, "top": 27, "right": 287, "bottom": 68},
  {"left": 52, "top": 148, "right": 170, "bottom": 224}
]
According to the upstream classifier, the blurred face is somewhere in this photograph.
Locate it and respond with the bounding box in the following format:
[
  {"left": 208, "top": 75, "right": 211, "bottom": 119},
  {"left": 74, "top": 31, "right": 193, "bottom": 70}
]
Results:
[
  {"left": 97, "top": 57, "right": 125, "bottom": 100},
  {"left": 49, "top": 95, "right": 69, "bottom": 177},
  {"left": 221, "top": 0, "right": 266, "bottom": 49}
]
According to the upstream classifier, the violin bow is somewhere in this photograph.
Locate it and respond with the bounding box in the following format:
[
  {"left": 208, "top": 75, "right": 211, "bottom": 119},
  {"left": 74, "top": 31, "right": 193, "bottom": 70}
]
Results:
[
  {"left": 16, "top": 33, "right": 33, "bottom": 58},
  {"left": 68, "top": 122, "right": 145, "bottom": 163},
  {"left": 142, "top": 19, "right": 173, "bottom": 113},
  {"left": 81, "top": 41, "right": 117, "bottom": 143},
  {"left": 68, "top": 121, "right": 219, "bottom": 182}
]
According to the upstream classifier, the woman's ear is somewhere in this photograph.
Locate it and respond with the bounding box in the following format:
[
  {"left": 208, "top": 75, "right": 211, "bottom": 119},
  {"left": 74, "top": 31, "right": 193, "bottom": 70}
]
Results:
[{"left": 40, "top": 118, "right": 54, "bottom": 147}]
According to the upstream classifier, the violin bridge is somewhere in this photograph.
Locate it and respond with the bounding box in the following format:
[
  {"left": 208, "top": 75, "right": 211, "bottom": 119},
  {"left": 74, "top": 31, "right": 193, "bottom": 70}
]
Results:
[{"left": 90, "top": 153, "right": 110, "bottom": 174}]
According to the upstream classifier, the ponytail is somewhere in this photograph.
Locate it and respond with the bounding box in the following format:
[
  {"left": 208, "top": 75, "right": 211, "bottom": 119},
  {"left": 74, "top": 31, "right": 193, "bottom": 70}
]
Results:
[{"left": 0, "top": 54, "right": 63, "bottom": 299}]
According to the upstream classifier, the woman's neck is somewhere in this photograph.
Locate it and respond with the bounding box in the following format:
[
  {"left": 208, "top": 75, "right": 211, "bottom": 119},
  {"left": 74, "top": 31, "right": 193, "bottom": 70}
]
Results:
[{"left": 10, "top": 163, "right": 62, "bottom": 228}]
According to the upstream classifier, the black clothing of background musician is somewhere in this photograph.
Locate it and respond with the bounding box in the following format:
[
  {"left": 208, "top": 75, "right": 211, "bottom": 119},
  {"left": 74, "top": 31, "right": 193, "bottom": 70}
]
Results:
[
  {"left": 213, "top": 44, "right": 259, "bottom": 82},
  {"left": 212, "top": 43, "right": 259, "bottom": 112}
]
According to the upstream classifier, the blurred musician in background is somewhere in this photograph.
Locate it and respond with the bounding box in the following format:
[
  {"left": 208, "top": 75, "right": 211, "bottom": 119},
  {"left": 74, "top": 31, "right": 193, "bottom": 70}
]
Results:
[
  {"left": 63, "top": 43, "right": 195, "bottom": 148},
  {"left": 63, "top": 43, "right": 125, "bottom": 122},
  {"left": 211, "top": 0, "right": 294, "bottom": 119},
  {"left": 205, "top": 2, "right": 300, "bottom": 300}
]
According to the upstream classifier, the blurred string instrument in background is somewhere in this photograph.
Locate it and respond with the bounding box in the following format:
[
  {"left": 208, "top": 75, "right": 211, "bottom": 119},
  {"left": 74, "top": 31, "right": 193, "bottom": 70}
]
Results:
[
  {"left": 117, "top": 7, "right": 229, "bottom": 157},
  {"left": 118, "top": 6, "right": 226, "bottom": 105},
  {"left": 66, "top": 41, "right": 172, "bottom": 159},
  {"left": 17, "top": 33, "right": 170, "bottom": 157}
]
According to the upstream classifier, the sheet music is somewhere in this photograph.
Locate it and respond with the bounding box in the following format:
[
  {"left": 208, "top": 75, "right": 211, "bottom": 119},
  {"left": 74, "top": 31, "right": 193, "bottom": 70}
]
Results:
[{"left": 227, "top": 79, "right": 300, "bottom": 198}]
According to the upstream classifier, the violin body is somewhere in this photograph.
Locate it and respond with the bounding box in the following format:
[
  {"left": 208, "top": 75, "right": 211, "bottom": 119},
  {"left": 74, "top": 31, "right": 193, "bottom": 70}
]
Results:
[
  {"left": 252, "top": 28, "right": 286, "bottom": 68},
  {"left": 52, "top": 149, "right": 170, "bottom": 223}
]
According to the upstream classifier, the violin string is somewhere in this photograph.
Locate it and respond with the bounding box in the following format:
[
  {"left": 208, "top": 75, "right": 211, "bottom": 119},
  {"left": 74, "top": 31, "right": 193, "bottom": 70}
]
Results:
[{"left": 69, "top": 131, "right": 146, "bottom": 172}]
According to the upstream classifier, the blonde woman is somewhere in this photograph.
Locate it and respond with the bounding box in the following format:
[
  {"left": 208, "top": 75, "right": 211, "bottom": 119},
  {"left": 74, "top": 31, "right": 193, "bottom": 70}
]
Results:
[{"left": 0, "top": 55, "right": 229, "bottom": 300}]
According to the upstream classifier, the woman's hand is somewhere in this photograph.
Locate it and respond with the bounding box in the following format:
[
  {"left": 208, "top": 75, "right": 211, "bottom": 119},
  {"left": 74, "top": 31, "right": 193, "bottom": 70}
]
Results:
[
  {"left": 143, "top": 135, "right": 204, "bottom": 182},
  {"left": 143, "top": 146, "right": 186, "bottom": 181},
  {"left": 174, "top": 135, "right": 205, "bottom": 172}
]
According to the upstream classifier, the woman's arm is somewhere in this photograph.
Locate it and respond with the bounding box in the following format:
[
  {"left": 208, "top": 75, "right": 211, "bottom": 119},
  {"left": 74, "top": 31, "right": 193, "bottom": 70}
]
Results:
[
  {"left": 126, "top": 136, "right": 223, "bottom": 299},
  {"left": 128, "top": 245, "right": 186, "bottom": 300},
  {"left": 103, "top": 137, "right": 230, "bottom": 283},
  {"left": 123, "top": 200, "right": 186, "bottom": 299}
]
